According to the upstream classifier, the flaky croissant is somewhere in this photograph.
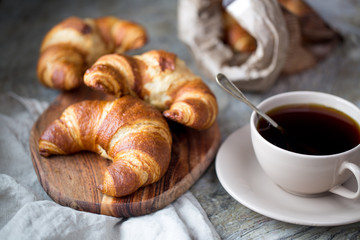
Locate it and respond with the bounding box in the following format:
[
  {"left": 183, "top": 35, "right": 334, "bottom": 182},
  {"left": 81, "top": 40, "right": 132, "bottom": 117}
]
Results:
[
  {"left": 222, "top": 11, "right": 257, "bottom": 53},
  {"left": 84, "top": 50, "right": 218, "bottom": 130},
  {"left": 38, "top": 96, "right": 172, "bottom": 197},
  {"left": 278, "top": 0, "right": 338, "bottom": 44},
  {"left": 277, "top": 0, "right": 312, "bottom": 17},
  {"left": 37, "top": 16, "right": 147, "bottom": 90}
]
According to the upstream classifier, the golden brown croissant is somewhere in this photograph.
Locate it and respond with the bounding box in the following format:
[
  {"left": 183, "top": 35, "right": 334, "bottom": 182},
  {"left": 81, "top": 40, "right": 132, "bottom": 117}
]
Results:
[
  {"left": 37, "top": 16, "right": 147, "bottom": 90},
  {"left": 222, "top": 11, "right": 257, "bottom": 53},
  {"left": 278, "top": 0, "right": 338, "bottom": 44},
  {"left": 38, "top": 96, "right": 172, "bottom": 197},
  {"left": 84, "top": 50, "right": 218, "bottom": 130},
  {"left": 277, "top": 0, "right": 312, "bottom": 17}
]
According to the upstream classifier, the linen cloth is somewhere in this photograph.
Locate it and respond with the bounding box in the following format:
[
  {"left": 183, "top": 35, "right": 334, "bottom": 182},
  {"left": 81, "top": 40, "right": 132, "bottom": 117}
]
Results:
[
  {"left": 0, "top": 93, "right": 220, "bottom": 240},
  {"left": 178, "top": 0, "right": 343, "bottom": 91},
  {"left": 178, "top": 0, "right": 289, "bottom": 91}
]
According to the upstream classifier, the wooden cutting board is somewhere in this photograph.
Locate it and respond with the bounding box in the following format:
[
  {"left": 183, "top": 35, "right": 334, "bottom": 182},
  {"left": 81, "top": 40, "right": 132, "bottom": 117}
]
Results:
[{"left": 29, "top": 86, "right": 221, "bottom": 217}]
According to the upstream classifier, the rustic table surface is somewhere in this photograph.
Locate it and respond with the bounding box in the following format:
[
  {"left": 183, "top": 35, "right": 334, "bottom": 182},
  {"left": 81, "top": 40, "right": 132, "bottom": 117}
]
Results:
[{"left": 1, "top": 0, "right": 360, "bottom": 239}]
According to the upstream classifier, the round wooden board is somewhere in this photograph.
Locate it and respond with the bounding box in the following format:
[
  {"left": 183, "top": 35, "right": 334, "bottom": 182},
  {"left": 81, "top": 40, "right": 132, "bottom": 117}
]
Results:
[{"left": 29, "top": 87, "right": 221, "bottom": 217}]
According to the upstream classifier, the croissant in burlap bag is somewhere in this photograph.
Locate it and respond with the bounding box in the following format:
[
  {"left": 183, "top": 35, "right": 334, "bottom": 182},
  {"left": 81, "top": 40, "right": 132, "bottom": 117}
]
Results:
[{"left": 178, "top": 0, "right": 341, "bottom": 91}]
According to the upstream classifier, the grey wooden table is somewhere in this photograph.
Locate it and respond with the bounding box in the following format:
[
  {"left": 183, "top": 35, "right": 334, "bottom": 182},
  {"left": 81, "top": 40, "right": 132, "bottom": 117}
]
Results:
[{"left": 1, "top": 0, "right": 360, "bottom": 238}]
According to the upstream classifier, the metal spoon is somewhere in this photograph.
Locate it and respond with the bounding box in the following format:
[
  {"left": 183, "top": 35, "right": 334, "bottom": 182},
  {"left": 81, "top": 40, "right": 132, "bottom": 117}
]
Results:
[
  {"left": 215, "top": 73, "right": 317, "bottom": 153},
  {"left": 216, "top": 73, "right": 282, "bottom": 131}
]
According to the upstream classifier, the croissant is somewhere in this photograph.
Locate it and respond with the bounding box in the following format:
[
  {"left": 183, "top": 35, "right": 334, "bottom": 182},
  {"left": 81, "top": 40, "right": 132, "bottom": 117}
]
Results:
[
  {"left": 84, "top": 50, "right": 218, "bottom": 130},
  {"left": 38, "top": 96, "right": 172, "bottom": 197},
  {"left": 278, "top": 0, "right": 338, "bottom": 43},
  {"left": 277, "top": 0, "right": 312, "bottom": 17},
  {"left": 222, "top": 11, "right": 257, "bottom": 53},
  {"left": 37, "top": 16, "right": 147, "bottom": 90}
]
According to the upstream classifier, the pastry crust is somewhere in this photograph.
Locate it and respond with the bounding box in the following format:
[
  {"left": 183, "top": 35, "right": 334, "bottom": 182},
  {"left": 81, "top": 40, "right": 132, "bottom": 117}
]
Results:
[
  {"left": 222, "top": 10, "right": 257, "bottom": 53},
  {"left": 39, "top": 96, "right": 172, "bottom": 197},
  {"left": 37, "top": 16, "right": 147, "bottom": 90},
  {"left": 84, "top": 50, "right": 218, "bottom": 130}
]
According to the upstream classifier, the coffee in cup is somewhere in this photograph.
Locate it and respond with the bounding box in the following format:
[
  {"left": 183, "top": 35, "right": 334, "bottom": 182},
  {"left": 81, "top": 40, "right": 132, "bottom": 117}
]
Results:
[
  {"left": 250, "top": 91, "right": 360, "bottom": 199},
  {"left": 256, "top": 103, "right": 360, "bottom": 155}
]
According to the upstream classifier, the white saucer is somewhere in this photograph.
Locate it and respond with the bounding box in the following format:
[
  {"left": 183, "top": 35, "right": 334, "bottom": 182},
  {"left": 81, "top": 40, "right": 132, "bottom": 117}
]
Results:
[{"left": 215, "top": 125, "right": 360, "bottom": 226}]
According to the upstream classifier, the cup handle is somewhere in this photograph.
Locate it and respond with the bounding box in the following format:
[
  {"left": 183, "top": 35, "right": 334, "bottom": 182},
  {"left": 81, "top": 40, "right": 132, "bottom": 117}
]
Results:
[{"left": 330, "top": 161, "right": 360, "bottom": 199}]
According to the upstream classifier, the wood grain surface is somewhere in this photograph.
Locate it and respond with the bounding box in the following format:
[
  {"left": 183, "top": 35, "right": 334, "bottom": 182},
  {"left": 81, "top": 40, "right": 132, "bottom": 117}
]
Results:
[{"left": 29, "top": 86, "right": 221, "bottom": 217}]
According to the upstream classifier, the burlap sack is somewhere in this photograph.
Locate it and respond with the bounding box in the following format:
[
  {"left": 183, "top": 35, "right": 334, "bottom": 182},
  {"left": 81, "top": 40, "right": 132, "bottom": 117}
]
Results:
[{"left": 178, "top": 0, "right": 341, "bottom": 91}]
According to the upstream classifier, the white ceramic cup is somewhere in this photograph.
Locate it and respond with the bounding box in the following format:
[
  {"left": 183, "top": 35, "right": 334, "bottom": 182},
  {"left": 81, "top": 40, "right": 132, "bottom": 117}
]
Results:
[{"left": 250, "top": 91, "right": 360, "bottom": 199}]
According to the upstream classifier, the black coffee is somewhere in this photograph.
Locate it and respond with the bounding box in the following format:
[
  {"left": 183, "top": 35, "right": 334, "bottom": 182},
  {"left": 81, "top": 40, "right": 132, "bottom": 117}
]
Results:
[{"left": 257, "top": 104, "right": 360, "bottom": 155}]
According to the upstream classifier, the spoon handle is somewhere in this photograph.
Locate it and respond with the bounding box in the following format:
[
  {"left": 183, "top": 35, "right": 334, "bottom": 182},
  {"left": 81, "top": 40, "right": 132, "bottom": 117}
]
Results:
[{"left": 216, "top": 73, "right": 279, "bottom": 129}]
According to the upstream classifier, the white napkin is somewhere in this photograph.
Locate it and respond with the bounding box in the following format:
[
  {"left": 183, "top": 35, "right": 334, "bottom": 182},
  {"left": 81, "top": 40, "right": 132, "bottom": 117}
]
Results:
[{"left": 0, "top": 93, "right": 220, "bottom": 240}]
